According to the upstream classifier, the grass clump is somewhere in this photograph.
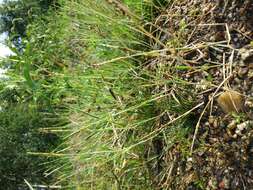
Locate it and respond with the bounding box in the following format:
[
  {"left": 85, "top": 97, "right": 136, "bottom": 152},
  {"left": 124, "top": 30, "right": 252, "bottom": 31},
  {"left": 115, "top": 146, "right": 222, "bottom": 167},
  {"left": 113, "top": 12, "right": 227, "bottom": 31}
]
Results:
[
  {"left": 1, "top": 0, "right": 199, "bottom": 189},
  {"left": 47, "top": 0, "right": 197, "bottom": 189}
]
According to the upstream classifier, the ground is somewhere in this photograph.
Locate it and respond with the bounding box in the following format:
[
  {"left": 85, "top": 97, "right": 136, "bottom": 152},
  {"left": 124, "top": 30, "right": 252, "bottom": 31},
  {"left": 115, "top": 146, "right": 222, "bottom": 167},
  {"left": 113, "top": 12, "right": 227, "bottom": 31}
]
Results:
[{"left": 145, "top": 0, "right": 253, "bottom": 189}]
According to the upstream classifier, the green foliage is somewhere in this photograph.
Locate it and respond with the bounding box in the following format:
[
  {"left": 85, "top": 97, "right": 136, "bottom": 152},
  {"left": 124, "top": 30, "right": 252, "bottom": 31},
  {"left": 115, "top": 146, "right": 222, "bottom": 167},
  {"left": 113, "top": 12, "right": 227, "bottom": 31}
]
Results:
[
  {"left": 0, "top": 0, "right": 198, "bottom": 189},
  {"left": 0, "top": 0, "right": 58, "bottom": 47},
  {"left": 0, "top": 104, "right": 60, "bottom": 189},
  {"left": 0, "top": 0, "right": 66, "bottom": 188}
]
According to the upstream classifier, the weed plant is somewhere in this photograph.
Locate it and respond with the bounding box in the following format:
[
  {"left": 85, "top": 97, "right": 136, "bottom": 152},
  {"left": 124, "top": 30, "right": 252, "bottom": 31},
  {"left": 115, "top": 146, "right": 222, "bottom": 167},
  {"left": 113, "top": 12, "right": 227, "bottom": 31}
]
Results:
[
  {"left": 46, "top": 0, "right": 196, "bottom": 189},
  {"left": 1, "top": 0, "right": 197, "bottom": 189}
]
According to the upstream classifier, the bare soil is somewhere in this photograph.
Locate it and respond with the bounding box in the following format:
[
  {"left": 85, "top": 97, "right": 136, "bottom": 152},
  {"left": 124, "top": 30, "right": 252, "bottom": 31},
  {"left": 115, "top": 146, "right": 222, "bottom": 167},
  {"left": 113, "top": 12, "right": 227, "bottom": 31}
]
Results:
[{"left": 147, "top": 0, "right": 253, "bottom": 189}]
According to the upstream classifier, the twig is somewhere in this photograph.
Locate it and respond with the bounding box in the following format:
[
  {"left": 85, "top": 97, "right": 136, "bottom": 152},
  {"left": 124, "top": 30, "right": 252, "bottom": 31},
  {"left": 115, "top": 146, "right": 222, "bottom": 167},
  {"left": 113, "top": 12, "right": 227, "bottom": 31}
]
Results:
[{"left": 190, "top": 75, "right": 231, "bottom": 154}]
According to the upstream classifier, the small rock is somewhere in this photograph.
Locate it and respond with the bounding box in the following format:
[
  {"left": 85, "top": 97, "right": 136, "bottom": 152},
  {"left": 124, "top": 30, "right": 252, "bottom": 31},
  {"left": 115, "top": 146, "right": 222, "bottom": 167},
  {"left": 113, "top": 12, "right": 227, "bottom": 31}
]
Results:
[
  {"left": 228, "top": 120, "right": 237, "bottom": 129},
  {"left": 237, "top": 123, "right": 246, "bottom": 131},
  {"left": 208, "top": 115, "right": 215, "bottom": 124},
  {"left": 234, "top": 77, "right": 241, "bottom": 84},
  {"left": 248, "top": 70, "right": 253, "bottom": 79},
  {"left": 238, "top": 67, "right": 249, "bottom": 78},
  {"left": 239, "top": 46, "right": 253, "bottom": 64},
  {"left": 237, "top": 121, "right": 253, "bottom": 130},
  {"left": 187, "top": 157, "right": 193, "bottom": 162},
  {"left": 245, "top": 100, "right": 253, "bottom": 108}
]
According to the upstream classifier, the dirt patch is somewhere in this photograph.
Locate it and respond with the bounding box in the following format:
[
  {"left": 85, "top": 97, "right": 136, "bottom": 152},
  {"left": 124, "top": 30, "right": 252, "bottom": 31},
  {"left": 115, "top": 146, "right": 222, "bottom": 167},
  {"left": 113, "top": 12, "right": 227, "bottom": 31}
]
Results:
[{"left": 145, "top": 0, "right": 253, "bottom": 189}]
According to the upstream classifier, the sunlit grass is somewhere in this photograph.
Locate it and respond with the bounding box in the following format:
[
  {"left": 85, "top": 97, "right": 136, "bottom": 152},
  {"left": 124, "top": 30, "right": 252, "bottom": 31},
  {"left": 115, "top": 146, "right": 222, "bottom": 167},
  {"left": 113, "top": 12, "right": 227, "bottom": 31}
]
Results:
[
  {"left": 1, "top": 0, "right": 198, "bottom": 189},
  {"left": 42, "top": 1, "right": 197, "bottom": 189}
]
